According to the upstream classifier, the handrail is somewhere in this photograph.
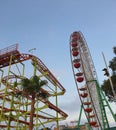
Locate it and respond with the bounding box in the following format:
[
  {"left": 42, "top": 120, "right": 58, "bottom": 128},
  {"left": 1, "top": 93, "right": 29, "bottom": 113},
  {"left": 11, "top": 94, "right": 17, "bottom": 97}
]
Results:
[{"left": 0, "top": 43, "right": 18, "bottom": 55}]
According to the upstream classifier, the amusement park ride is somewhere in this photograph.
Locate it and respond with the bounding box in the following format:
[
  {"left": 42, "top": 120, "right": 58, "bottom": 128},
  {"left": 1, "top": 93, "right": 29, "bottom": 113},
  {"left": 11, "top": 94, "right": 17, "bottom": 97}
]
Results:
[
  {"left": 0, "top": 44, "right": 68, "bottom": 129},
  {"left": 69, "top": 31, "right": 116, "bottom": 130},
  {"left": 0, "top": 31, "right": 116, "bottom": 130}
]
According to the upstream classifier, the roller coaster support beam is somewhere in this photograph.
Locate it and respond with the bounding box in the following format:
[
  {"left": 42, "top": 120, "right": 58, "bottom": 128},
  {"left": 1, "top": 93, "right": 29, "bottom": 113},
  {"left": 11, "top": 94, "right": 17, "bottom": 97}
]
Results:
[
  {"left": 0, "top": 69, "right": 4, "bottom": 87},
  {"left": 55, "top": 85, "right": 59, "bottom": 130},
  {"left": 6, "top": 54, "right": 13, "bottom": 130}
]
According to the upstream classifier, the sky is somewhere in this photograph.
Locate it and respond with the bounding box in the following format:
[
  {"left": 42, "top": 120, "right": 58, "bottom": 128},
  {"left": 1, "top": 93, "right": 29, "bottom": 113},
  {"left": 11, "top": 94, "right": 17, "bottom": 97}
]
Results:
[{"left": 0, "top": 0, "right": 116, "bottom": 128}]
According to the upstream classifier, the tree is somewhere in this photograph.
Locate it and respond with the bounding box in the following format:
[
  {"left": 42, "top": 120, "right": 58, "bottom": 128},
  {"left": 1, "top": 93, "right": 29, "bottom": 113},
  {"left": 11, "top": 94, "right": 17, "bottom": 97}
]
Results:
[
  {"left": 101, "top": 47, "right": 116, "bottom": 102},
  {"left": 20, "top": 75, "right": 48, "bottom": 98},
  {"left": 20, "top": 75, "right": 48, "bottom": 130},
  {"left": 101, "top": 75, "right": 116, "bottom": 102}
]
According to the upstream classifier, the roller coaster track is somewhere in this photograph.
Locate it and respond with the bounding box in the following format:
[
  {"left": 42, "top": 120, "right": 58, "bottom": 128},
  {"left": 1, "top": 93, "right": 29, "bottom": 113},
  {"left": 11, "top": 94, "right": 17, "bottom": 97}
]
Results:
[
  {"left": 0, "top": 50, "right": 65, "bottom": 93},
  {"left": 0, "top": 44, "right": 67, "bottom": 129}
]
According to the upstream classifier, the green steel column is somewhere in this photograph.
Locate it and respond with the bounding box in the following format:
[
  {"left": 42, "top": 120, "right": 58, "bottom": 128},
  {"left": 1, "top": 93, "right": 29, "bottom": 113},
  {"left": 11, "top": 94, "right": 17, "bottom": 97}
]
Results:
[
  {"left": 77, "top": 104, "right": 83, "bottom": 129},
  {"left": 7, "top": 83, "right": 15, "bottom": 130}
]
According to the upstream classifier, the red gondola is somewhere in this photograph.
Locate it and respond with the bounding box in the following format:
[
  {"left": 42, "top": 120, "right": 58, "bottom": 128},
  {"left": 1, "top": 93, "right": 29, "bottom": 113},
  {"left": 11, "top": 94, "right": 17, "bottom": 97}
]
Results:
[
  {"left": 90, "top": 121, "right": 97, "bottom": 126},
  {"left": 72, "top": 36, "right": 78, "bottom": 41},
  {"left": 74, "top": 63, "right": 80, "bottom": 68},
  {"left": 77, "top": 77, "right": 84, "bottom": 82},
  {"left": 71, "top": 32, "right": 80, "bottom": 41},
  {"left": 84, "top": 108, "right": 92, "bottom": 113},
  {"left": 80, "top": 93, "right": 88, "bottom": 98},
  {"left": 71, "top": 42, "right": 78, "bottom": 47},
  {"left": 72, "top": 51, "right": 79, "bottom": 56}
]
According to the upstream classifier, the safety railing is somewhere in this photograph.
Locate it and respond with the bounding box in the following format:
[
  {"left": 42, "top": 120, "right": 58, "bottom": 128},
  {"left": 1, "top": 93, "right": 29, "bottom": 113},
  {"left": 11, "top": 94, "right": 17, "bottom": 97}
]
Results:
[{"left": 0, "top": 43, "right": 18, "bottom": 55}]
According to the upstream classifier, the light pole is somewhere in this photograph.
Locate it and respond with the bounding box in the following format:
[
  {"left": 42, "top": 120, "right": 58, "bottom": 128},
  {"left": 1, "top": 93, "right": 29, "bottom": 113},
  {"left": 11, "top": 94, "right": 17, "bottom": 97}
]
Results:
[
  {"left": 102, "top": 52, "right": 116, "bottom": 102},
  {"left": 28, "top": 48, "right": 36, "bottom": 54}
]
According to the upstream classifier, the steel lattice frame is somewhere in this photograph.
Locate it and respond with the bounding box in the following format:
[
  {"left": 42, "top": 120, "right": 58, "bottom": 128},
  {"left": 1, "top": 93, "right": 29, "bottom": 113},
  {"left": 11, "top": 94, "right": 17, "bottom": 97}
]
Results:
[{"left": 0, "top": 44, "right": 68, "bottom": 129}]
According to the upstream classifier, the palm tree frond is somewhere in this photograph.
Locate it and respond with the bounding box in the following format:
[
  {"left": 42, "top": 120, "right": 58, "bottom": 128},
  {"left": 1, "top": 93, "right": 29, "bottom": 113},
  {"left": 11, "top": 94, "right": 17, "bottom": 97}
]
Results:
[
  {"left": 21, "top": 76, "right": 48, "bottom": 99},
  {"left": 39, "top": 80, "right": 48, "bottom": 88}
]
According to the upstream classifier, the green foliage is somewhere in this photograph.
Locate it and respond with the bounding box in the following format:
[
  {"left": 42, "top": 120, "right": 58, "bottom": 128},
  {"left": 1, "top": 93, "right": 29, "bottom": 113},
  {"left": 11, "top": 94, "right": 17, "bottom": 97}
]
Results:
[
  {"left": 101, "top": 46, "right": 116, "bottom": 102},
  {"left": 109, "top": 47, "right": 116, "bottom": 74},
  {"left": 15, "top": 91, "right": 22, "bottom": 97},
  {"left": 21, "top": 75, "right": 47, "bottom": 92},
  {"left": 14, "top": 81, "right": 18, "bottom": 87},
  {"left": 39, "top": 92, "right": 49, "bottom": 99},
  {"left": 20, "top": 75, "right": 48, "bottom": 99},
  {"left": 101, "top": 75, "right": 116, "bottom": 102},
  {"left": 113, "top": 47, "right": 116, "bottom": 55},
  {"left": 109, "top": 57, "right": 116, "bottom": 73}
]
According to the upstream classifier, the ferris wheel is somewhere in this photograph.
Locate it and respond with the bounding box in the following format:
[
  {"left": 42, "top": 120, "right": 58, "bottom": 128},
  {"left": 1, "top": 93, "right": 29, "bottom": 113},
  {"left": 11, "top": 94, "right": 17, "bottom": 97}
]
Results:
[{"left": 69, "top": 31, "right": 116, "bottom": 130}]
